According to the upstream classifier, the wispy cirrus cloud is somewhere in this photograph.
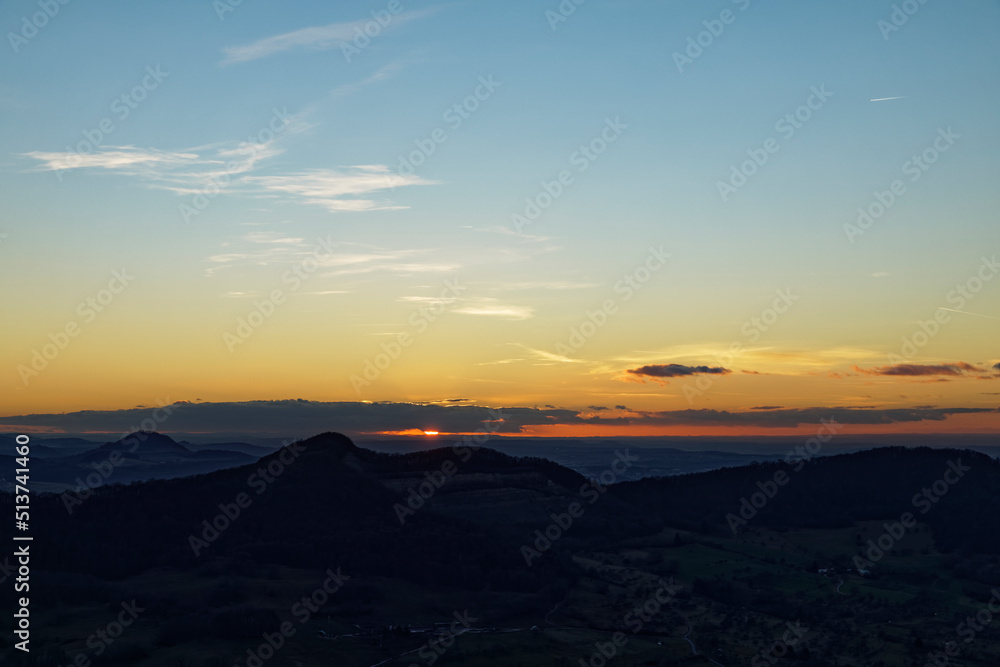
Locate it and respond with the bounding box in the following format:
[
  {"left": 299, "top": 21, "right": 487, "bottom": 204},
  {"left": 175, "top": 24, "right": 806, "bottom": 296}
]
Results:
[
  {"left": 511, "top": 344, "right": 583, "bottom": 365},
  {"left": 21, "top": 146, "right": 201, "bottom": 174},
  {"left": 21, "top": 110, "right": 435, "bottom": 213},
  {"left": 244, "top": 166, "right": 437, "bottom": 213},
  {"left": 222, "top": 23, "right": 359, "bottom": 65},
  {"left": 208, "top": 236, "right": 458, "bottom": 278},
  {"left": 398, "top": 295, "right": 462, "bottom": 306},
  {"left": 452, "top": 299, "right": 534, "bottom": 320},
  {"left": 490, "top": 280, "right": 599, "bottom": 291},
  {"left": 207, "top": 231, "right": 312, "bottom": 268},
  {"left": 321, "top": 247, "right": 458, "bottom": 277},
  {"left": 20, "top": 109, "right": 306, "bottom": 193},
  {"left": 473, "top": 224, "right": 554, "bottom": 244},
  {"left": 220, "top": 10, "right": 433, "bottom": 66},
  {"left": 331, "top": 62, "right": 403, "bottom": 98},
  {"left": 206, "top": 231, "right": 332, "bottom": 277}
]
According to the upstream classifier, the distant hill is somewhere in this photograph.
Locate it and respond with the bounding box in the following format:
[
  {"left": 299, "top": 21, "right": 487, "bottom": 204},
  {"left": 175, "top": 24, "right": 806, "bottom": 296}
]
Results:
[
  {"left": 74, "top": 431, "right": 195, "bottom": 463},
  {"left": 0, "top": 432, "right": 256, "bottom": 492},
  {"left": 179, "top": 439, "right": 278, "bottom": 458},
  {"left": 0, "top": 434, "right": 105, "bottom": 457},
  {"left": 612, "top": 445, "right": 1000, "bottom": 554}
]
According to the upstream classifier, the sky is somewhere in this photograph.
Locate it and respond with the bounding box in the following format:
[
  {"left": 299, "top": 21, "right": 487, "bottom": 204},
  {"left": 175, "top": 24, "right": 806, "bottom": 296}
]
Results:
[{"left": 2, "top": 0, "right": 999, "bottom": 437}]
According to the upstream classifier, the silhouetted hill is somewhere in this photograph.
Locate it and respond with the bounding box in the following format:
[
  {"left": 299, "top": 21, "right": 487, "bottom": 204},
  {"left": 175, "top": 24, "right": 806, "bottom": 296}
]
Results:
[
  {"left": 7, "top": 437, "right": 1000, "bottom": 602},
  {"left": 14, "top": 432, "right": 577, "bottom": 595},
  {"left": 74, "top": 431, "right": 194, "bottom": 462},
  {"left": 0, "top": 432, "right": 258, "bottom": 493},
  {"left": 612, "top": 445, "right": 1000, "bottom": 553},
  {"left": 0, "top": 434, "right": 104, "bottom": 457},
  {"left": 180, "top": 439, "right": 278, "bottom": 458}
]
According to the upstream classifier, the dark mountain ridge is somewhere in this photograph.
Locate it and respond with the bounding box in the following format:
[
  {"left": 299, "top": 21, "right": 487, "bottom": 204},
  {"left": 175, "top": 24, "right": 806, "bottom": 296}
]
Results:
[
  {"left": 612, "top": 445, "right": 1000, "bottom": 554},
  {"left": 5, "top": 435, "right": 1000, "bottom": 587},
  {"left": 9, "top": 432, "right": 577, "bottom": 594}
]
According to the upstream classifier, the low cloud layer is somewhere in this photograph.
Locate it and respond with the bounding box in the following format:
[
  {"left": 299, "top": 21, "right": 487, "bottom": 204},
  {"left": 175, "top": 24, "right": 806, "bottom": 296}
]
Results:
[
  {"left": 854, "top": 362, "right": 998, "bottom": 379},
  {"left": 612, "top": 406, "right": 996, "bottom": 428},
  {"left": 1, "top": 400, "right": 995, "bottom": 437}
]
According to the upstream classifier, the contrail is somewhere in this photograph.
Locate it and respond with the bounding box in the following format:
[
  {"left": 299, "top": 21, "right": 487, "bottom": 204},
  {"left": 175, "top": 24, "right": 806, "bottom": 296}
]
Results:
[
  {"left": 937, "top": 307, "right": 1000, "bottom": 321},
  {"left": 870, "top": 96, "right": 906, "bottom": 102}
]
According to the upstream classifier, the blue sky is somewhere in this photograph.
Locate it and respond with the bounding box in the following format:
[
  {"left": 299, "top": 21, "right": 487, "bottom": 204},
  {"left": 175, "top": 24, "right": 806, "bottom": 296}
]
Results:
[{"left": 2, "top": 0, "right": 999, "bottom": 433}]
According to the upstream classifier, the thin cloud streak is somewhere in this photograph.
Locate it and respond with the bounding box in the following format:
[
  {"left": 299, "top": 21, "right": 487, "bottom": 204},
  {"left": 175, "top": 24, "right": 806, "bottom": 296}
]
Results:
[
  {"left": 20, "top": 110, "right": 310, "bottom": 194},
  {"left": 452, "top": 303, "right": 534, "bottom": 320},
  {"left": 21, "top": 146, "right": 201, "bottom": 173},
  {"left": 938, "top": 308, "right": 1000, "bottom": 321},
  {"left": 207, "top": 238, "right": 459, "bottom": 279},
  {"left": 220, "top": 11, "right": 434, "bottom": 65},
  {"left": 20, "top": 112, "right": 436, "bottom": 214},
  {"left": 244, "top": 166, "right": 438, "bottom": 213}
]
